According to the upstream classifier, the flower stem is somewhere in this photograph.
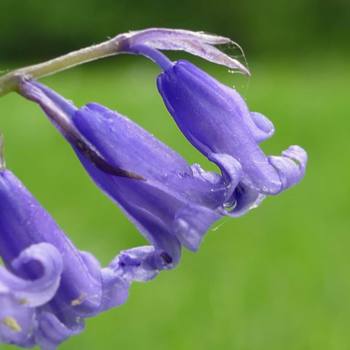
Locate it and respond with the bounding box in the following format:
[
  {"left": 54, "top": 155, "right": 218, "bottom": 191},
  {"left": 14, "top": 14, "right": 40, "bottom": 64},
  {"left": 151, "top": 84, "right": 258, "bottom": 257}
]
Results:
[{"left": 0, "top": 35, "right": 127, "bottom": 97}]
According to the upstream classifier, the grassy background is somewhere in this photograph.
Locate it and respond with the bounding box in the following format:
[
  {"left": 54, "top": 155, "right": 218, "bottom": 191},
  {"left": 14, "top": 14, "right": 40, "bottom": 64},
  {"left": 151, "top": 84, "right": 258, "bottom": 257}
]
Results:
[{"left": 0, "top": 52, "right": 349, "bottom": 350}]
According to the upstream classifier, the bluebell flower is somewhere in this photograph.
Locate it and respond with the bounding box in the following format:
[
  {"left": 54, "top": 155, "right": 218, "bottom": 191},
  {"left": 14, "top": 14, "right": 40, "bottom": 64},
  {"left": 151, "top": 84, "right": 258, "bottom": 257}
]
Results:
[
  {"left": 18, "top": 28, "right": 306, "bottom": 264},
  {"left": 118, "top": 28, "right": 307, "bottom": 202},
  {"left": 0, "top": 157, "right": 167, "bottom": 349},
  {"left": 157, "top": 60, "right": 307, "bottom": 196},
  {"left": 19, "top": 79, "right": 242, "bottom": 260},
  {"left": 19, "top": 29, "right": 266, "bottom": 260},
  {"left": 1, "top": 28, "right": 308, "bottom": 349}
]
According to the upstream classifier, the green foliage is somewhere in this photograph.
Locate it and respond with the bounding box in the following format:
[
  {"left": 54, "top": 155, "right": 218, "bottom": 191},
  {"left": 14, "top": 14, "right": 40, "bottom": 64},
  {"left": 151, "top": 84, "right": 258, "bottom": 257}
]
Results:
[{"left": 0, "top": 0, "right": 349, "bottom": 60}]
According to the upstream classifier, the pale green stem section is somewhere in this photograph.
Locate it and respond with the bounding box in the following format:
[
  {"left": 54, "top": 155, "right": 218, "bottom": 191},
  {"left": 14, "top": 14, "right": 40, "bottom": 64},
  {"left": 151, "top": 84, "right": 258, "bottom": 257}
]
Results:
[{"left": 0, "top": 36, "right": 125, "bottom": 97}]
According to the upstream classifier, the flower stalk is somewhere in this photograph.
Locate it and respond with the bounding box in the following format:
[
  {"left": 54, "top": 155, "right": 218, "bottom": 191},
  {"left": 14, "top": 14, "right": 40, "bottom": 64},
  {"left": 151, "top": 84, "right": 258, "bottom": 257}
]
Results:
[
  {"left": 0, "top": 28, "right": 250, "bottom": 98},
  {"left": 0, "top": 37, "right": 122, "bottom": 97}
]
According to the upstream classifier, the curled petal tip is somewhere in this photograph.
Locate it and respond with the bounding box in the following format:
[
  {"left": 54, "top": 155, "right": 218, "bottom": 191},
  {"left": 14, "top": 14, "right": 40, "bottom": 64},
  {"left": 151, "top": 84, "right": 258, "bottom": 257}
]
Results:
[
  {"left": 268, "top": 145, "right": 308, "bottom": 192},
  {"left": 238, "top": 63, "right": 251, "bottom": 76}
]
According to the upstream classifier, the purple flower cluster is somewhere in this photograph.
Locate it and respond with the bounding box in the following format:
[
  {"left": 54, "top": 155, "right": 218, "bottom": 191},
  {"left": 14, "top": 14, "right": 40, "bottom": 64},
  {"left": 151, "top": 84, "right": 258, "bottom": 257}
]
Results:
[{"left": 0, "top": 28, "right": 307, "bottom": 349}]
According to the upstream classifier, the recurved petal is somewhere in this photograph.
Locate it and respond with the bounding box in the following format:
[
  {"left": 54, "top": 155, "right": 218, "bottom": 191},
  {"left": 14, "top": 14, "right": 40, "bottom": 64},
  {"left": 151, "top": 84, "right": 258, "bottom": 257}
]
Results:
[
  {"left": 268, "top": 145, "right": 307, "bottom": 191},
  {"left": 0, "top": 243, "right": 63, "bottom": 308},
  {"left": 113, "top": 245, "right": 165, "bottom": 281},
  {"left": 174, "top": 203, "right": 220, "bottom": 251},
  {"left": 223, "top": 183, "right": 266, "bottom": 217},
  {"left": 207, "top": 153, "right": 242, "bottom": 202},
  {"left": 98, "top": 246, "right": 165, "bottom": 312},
  {"left": 0, "top": 243, "right": 63, "bottom": 348},
  {"left": 0, "top": 170, "right": 103, "bottom": 316},
  {"left": 249, "top": 112, "right": 275, "bottom": 142}
]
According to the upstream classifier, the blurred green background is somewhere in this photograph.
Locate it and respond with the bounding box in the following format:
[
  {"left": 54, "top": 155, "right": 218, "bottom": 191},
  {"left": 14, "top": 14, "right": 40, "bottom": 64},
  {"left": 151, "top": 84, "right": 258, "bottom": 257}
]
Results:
[{"left": 1, "top": 1, "right": 350, "bottom": 349}]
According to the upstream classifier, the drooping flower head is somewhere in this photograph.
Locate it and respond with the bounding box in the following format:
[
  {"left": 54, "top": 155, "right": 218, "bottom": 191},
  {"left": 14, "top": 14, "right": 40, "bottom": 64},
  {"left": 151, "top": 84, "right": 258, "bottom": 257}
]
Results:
[
  {"left": 1, "top": 28, "right": 308, "bottom": 350},
  {"left": 118, "top": 28, "right": 307, "bottom": 198},
  {"left": 19, "top": 78, "right": 241, "bottom": 259},
  {"left": 19, "top": 28, "right": 306, "bottom": 266},
  {"left": 17, "top": 29, "right": 271, "bottom": 262},
  {"left": 157, "top": 60, "right": 307, "bottom": 195},
  {"left": 0, "top": 143, "right": 170, "bottom": 349}
]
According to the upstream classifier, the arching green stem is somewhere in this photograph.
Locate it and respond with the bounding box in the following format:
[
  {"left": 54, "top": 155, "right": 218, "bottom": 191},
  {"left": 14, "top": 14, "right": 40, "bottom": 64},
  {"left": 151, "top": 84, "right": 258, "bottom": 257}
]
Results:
[{"left": 0, "top": 36, "right": 126, "bottom": 97}]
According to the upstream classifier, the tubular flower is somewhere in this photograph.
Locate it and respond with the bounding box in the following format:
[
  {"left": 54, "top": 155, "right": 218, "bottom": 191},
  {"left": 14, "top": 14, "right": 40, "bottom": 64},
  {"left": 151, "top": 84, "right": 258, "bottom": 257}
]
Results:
[
  {"left": 116, "top": 29, "right": 307, "bottom": 204},
  {"left": 0, "top": 27, "right": 308, "bottom": 350},
  {"left": 0, "top": 164, "right": 168, "bottom": 349},
  {"left": 19, "top": 79, "right": 244, "bottom": 258},
  {"left": 157, "top": 60, "right": 307, "bottom": 196}
]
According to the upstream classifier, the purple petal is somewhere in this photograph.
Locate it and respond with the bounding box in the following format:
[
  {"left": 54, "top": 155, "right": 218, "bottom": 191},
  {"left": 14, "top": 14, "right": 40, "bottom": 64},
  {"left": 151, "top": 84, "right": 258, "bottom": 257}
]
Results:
[
  {"left": 224, "top": 184, "right": 266, "bottom": 217},
  {"left": 268, "top": 145, "right": 307, "bottom": 190},
  {"left": 100, "top": 246, "right": 165, "bottom": 312},
  {"left": 19, "top": 79, "right": 141, "bottom": 180},
  {"left": 0, "top": 169, "right": 103, "bottom": 317},
  {"left": 20, "top": 79, "right": 244, "bottom": 256},
  {"left": 157, "top": 59, "right": 307, "bottom": 196},
  {"left": 249, "top": 112, "right": 275, "bottom": 142},
  {"left": 20, "top": 80, "right": 226, "bottom": 254},
  {"left": 74, "top": 103, "right": 192, "bottom": 181},
  {"left": 173, "top": 204, "right": 219, "bottom": 250},
  {"left": 0, "top": 243, "right": 63, "bottom": 348},
  {"left": 1, "top": 243, "right": 63, "bottom": 307},
  {"left": 0, "top": 295, "right": 36, "bottom": 347}
]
